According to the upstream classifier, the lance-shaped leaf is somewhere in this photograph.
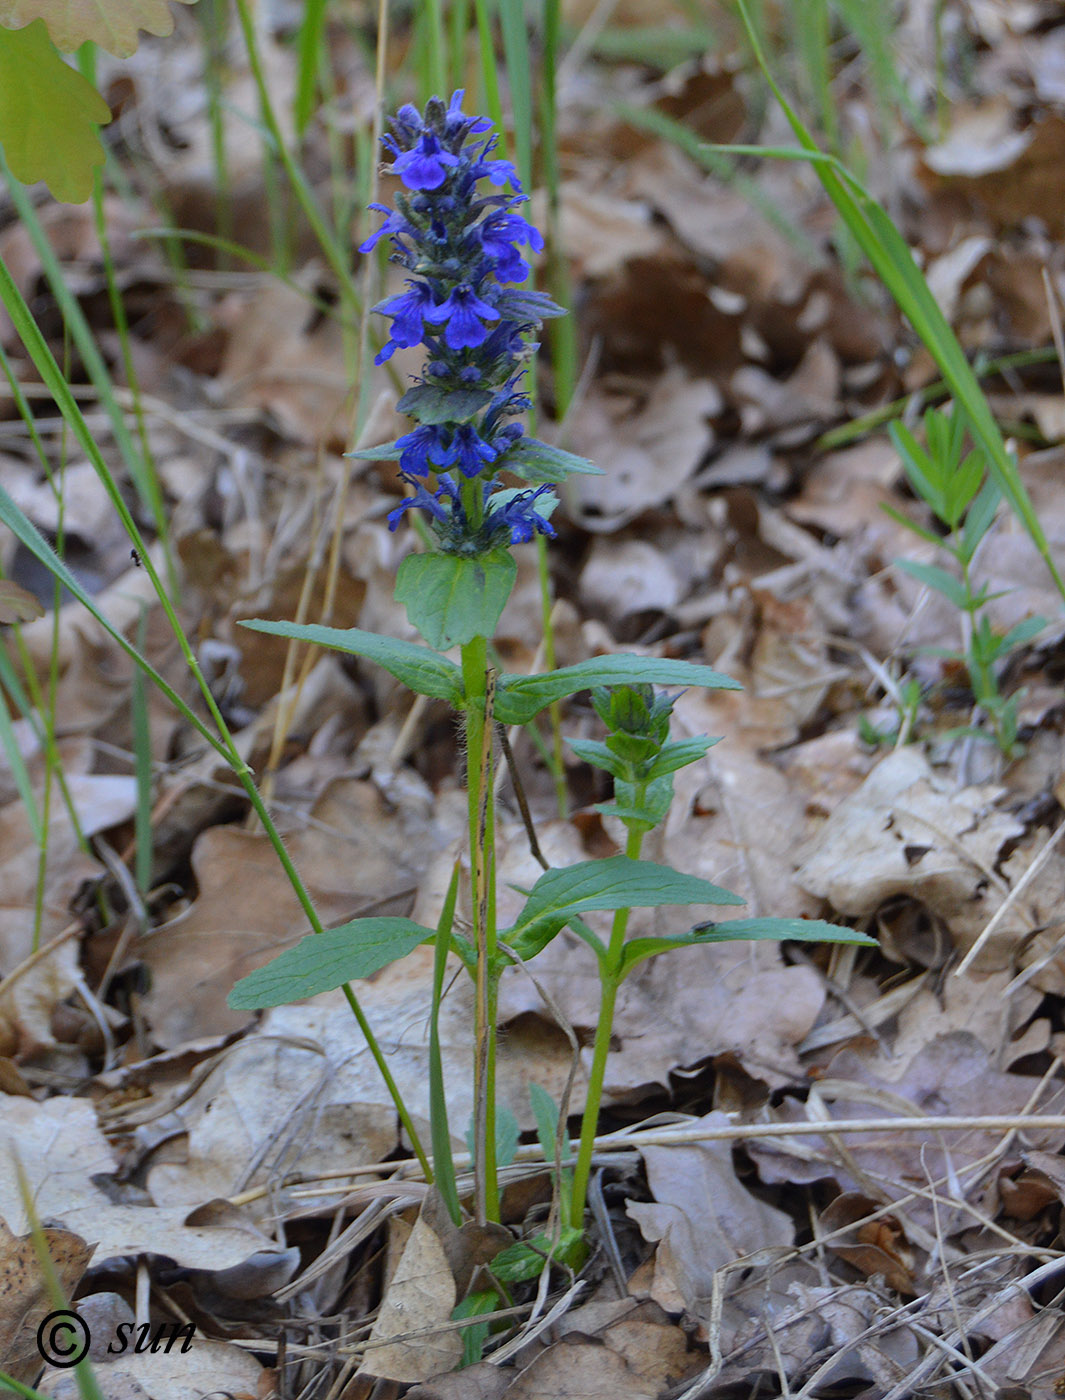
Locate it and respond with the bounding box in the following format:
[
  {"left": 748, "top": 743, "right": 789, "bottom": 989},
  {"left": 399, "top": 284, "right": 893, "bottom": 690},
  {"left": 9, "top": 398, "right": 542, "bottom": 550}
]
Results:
[
  {"left": 504, "top": 855, "right": 744, "bottom": 961},
  {"left": 238, "top": 619, "right": 464, "bottom": 705},
  {"left": 621, "top": 916, "right": 878, "bottom": 976},
  {"left": 228, "top": 917, "right": 434, "bottom": 1009},
  {"left": 495, "top": 655, "right": 740, "bottom": 725}
]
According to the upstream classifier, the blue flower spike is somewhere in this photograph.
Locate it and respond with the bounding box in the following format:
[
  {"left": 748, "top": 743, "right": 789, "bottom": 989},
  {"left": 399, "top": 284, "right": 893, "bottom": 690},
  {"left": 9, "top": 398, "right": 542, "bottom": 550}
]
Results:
[{"left": 354, "top": 91, "right": 599, "bottom": 556}]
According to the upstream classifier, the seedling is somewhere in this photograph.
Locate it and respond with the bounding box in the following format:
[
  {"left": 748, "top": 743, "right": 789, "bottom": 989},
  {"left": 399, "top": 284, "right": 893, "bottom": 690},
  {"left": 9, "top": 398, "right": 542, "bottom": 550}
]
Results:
[{"left": 884, "top": 405, "right": 1046, "bottom": 756}]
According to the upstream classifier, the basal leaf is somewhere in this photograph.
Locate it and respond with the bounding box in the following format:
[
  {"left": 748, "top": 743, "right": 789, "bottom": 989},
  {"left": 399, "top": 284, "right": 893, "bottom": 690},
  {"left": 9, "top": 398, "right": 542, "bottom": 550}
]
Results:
[
  {"left": 505, "top": 855, "right": 743, "bottom": 961},
  {"left": 0, "top": 0, "right": 198, "bottom": 57},
  {"left": 227, "top": 917, "right": 433, "bottom": 1009},
  {"left": 495, "top": 655, "right": 741, "bottom": 725},
  {"left": 238, "top": 619, "right": 464, "bottom": 705},
  {"left": 396, "top": 549, "right": 516, "bottom": 651},
  {"left": 0, "top": 20, "right": 110, "bottom": 202},
  {"left": 621, "top": 916, "right": 878, "bottom": 975}
]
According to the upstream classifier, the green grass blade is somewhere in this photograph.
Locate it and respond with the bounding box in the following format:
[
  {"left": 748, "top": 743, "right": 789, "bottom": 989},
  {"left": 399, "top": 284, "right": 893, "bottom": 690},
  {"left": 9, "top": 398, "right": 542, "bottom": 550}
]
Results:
[
  {"left": 473, "top": 0, "right": 507, "bottom": 158},
  {"left": 0, "top": 671, "right": 41, "bottom": 844},
  {"left": 131, "top": 606, "right": 153, "bottom": 897},
  {"left": 499, "top": 0, "right": 533, "bottom": 188},
  {"left": 0, "top": 155, "right": 160, "bottom": 521},
  {"left": 429, "top": 860, "right": 463, "bottom": 1224},
  {"left": 295, "top": 0, "right": 328, "bottom": 135}
]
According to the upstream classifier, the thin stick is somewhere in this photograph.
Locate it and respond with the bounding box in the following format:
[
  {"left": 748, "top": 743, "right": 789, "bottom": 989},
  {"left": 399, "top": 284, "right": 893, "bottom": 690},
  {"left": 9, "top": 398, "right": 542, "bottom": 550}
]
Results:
[{"left": 495, "top": 720, "right": 549, "bottom": 870}]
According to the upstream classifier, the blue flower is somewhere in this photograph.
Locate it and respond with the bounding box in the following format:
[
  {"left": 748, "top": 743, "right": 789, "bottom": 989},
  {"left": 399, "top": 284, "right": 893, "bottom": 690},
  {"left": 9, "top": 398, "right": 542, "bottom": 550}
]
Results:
[
  {"left": 393, "top": 132, "right": 460, "bottom": 191},
  {"left": 360, "top": 93, "right": 576, "bottom": 556},
  {"left": 373, "top": 281, "right": 434, "bottom": 363},
  {"left": 387, "top": 473, "right": 460, "bottom": 531},
  {"left": 435, "top": 424, "right": 500, "bottom": 478},
  {"left": 477, "top": 208, "right": 544, "bottom": 282},
  {"left": 486, "top": 486, "right": 558, "bottom": 543},
  {"left": 444, "top": 90, "right": 492, "bottom": 138},
  {"left": 422, "top": 283, "right": 500, "bottom": 349},
  {"left": 359, "top": 203, "right": 413, "bottom": 254},
  {"left": 396, "top": 424, "right": 451, "bottom": 476}
]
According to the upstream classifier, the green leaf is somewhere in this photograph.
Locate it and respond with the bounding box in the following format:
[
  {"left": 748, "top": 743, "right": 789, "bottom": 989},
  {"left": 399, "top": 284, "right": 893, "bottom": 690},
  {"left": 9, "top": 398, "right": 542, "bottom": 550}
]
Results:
[
  {"left": 490, "top": 1226, "right": 586, "bottom": 1283},
  {"left": 879, "top": 503, "right": 944, "bottom": 549},
  {"left": 621, "top": 916, "right": 878, "bottom": 975},
  {"left": 343, "top": 439, "right": 402, "bottom": 462},
  {"left": 452, "top": 1290, "right": 498, "bottom": 1369},
  {"left": 530, "top": 1083, "right": 572, "bottom": 1165},
  {"left": 466, "top": 1106, "right": 520, "bottom": 1170},
  {"left": 998, "top": 614, "right": 1047, "bottom": 653},
  {"left": 566, "top": 737, "right": 629, "bottom": 779},
  {"left": 396, "top": 383, "right": 492, "bottom": 425},
  {"left": 396, "top": 549, "right": 516, "bottom": 650},
  {"left": 895, "top": 558, "right": 969, "bottom": 610},
  {"left": 500, "top": 435, "right": 604, "bottom": 483},
  {"left": 0, "top": 20, "right": 110, "bottom": 202},
  {"left": 496, "top": 655, "right": 740, "bottom": 726},
  {"left": 238, "top": 619, "right": 464, "bottom": 704},
  {"left": 644, "top": 735, "right": 719, "bottom": 779},
  {"left": 505, "top": 855, "right": 744, "bottom": 961},
  {"left": 227, "top": 917, "right": 433, "bottom": 1010},
  {"left": 0, "top": 0, "right": 197, "bottom": 56}
]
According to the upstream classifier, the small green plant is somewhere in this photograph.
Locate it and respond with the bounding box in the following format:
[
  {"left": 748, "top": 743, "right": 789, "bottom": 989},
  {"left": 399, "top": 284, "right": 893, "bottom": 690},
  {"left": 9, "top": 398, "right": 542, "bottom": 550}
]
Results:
[
  {"left": 884, "top": 405, "right": 1046, "bottom": 756},
  {"left": 224, "top": 94, "right": 877, "bottom": 1266}
]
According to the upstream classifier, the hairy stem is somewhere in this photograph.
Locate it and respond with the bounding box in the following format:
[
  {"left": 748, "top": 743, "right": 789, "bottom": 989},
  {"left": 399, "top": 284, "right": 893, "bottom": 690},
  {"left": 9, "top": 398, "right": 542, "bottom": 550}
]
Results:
[{"left": 462, "top": 636, "right": 500, "bottom": 1222}]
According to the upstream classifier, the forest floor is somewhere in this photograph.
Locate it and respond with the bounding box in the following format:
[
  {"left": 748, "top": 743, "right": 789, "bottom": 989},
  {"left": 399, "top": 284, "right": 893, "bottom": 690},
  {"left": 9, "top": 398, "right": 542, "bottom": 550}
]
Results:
[{"left": 3, "top": 2, "right": 1065, "bottom": 1398}]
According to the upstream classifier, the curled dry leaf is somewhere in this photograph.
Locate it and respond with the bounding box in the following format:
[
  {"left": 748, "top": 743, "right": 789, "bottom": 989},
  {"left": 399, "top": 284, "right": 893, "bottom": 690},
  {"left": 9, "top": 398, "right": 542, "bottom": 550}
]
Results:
[
  {"left": 0, "top": 580, "right": 43, "bottom": 625},
  {"left": 819, "top": 1192, "right": 916, "bottom": 1295}
]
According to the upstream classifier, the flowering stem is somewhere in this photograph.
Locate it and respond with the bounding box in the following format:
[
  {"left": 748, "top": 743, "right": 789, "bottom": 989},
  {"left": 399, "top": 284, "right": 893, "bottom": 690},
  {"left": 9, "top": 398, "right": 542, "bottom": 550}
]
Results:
[
  {"left": 462, "top": 634, "right": 500, "bottom": 1223},
  {"left": 570, "top": 822, "right": 645, "bottom": 1224}
]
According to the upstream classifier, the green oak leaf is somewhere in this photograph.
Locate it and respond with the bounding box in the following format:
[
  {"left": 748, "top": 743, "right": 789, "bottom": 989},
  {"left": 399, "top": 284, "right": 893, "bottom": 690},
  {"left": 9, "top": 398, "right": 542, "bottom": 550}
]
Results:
[
  {"left": 0, "top": 20, "right": 110, "bottom": 202},
  {"left": 0, "top": 0, "right": 197, "bottom": 58}
]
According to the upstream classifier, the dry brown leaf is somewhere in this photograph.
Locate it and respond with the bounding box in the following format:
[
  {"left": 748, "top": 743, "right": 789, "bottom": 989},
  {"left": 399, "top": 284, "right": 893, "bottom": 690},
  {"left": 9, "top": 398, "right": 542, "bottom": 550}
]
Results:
[
  {"left": 796, "top": 747, "right": 1025, "bottom": 964},
  {"left": 218, "top": 276, "right": 350, "bottom": 445},
  {"left": 818, "top": 1193, "right": 916, "bottom": 1294},
  {"left": 360, "top": 1213, "right": 462, "bottom": 1383},
  {"left": 0, "top": 1219, "right": 94, "bottom": 1386},
  {"left": 627, "top": 1111, "right": 793, "bottom": 1323},
  {"left": 39, "top": 1337, "right": 264, "bottom": 1400},
  {"left": 145, "top": 1036, "right": 398, "bottom": 1221},
  {"left": 571, "top": 367, "right": 720, "bottom": 529},
  {"left": 505, "top": 1341, "right": 659, "bottom": 1400},
  {"left": 140, "top": 771, "right": 463, "bottom": 1048},
  {"left": 750, "top": 1032, "right": 1065, "bottom": 1235},
  {"left": 0, "top": 1094, "right": 284, "bottom": 1272},
  {"left": 0, "top": 769, "right": 135, "bottom": 1054},
  {"left": 0, "top": 582, "right": 44, "bottom": 625},
  {"left": 406, "top": 1364, "right": 511, "bottom": 1400}
]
